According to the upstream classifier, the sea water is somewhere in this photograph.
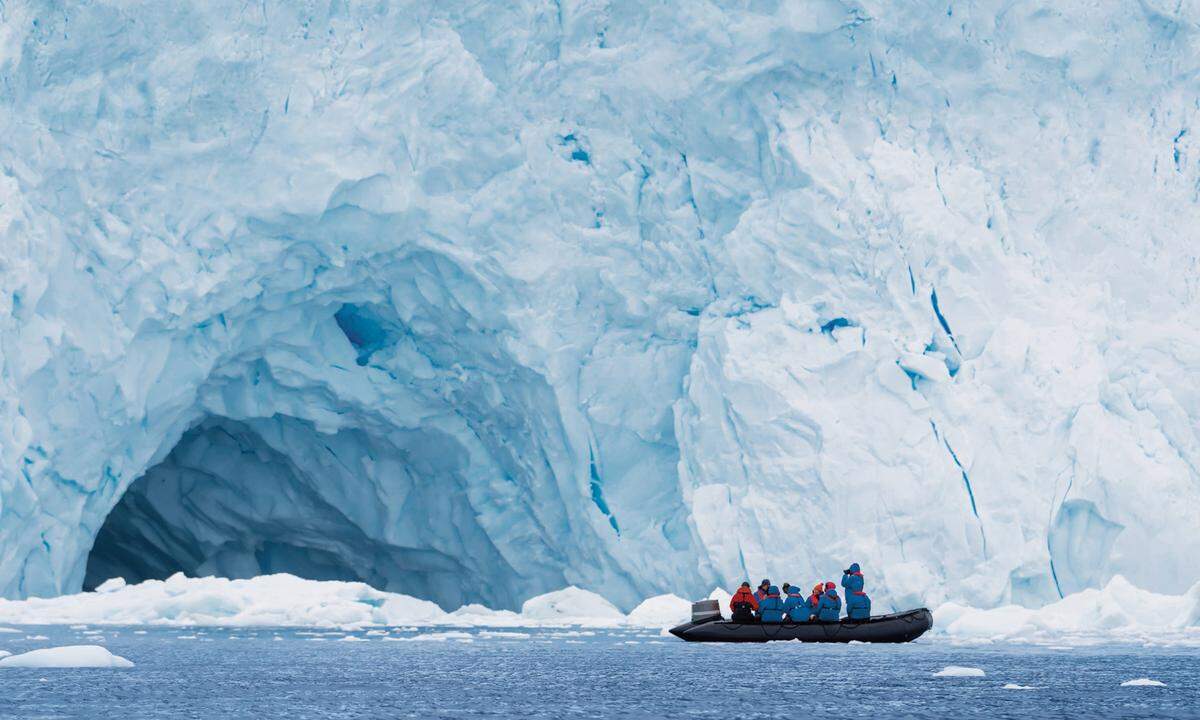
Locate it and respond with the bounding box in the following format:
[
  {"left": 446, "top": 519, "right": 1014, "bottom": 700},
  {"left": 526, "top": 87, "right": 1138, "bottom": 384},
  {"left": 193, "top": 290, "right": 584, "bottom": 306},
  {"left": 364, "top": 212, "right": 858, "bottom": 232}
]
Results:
[{"left": 0, "top": 626, "right": 1195, "bottom": 718}]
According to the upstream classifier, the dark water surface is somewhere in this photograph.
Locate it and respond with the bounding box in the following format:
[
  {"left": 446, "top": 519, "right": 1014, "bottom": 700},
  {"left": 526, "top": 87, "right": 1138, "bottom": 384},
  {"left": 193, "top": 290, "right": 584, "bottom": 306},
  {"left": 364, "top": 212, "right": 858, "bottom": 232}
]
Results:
[{"left": 0, "top": 626, "right": 1195, "bottom": 718}]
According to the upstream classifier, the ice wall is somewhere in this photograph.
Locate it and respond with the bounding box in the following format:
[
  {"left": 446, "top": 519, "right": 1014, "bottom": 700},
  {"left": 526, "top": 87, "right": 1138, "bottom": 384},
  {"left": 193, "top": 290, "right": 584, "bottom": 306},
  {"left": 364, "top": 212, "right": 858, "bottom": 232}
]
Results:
[{"left": 1, "top": 0, "right": 1199, "bottom": 610}]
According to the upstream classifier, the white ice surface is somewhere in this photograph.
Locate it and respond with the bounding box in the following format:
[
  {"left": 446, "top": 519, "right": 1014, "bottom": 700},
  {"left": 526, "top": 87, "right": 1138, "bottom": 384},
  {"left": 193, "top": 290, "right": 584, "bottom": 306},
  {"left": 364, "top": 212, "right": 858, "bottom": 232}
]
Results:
[
  {"left": 0, "top": 646, "right": 133, "bottom": 669},
  {"left": 932, "top": 666, "right": 986, "bottom": 678},
  {"left": 0, "top": 574, "right": 676, "bottom": 629},
  {"left": 933, "top": 575, "right": 1200, "bottom": 646},
  {"left": 2, "top": 0, "right": 1200, "bottom": 616},
  {"left": 0, "top": 573, "right": 1195, "bottom": 643},
  {"left": 1120, "top": 678, "right": 1167, "bottom": 687},
  {"left": 625, "top": 594, "right": 692, "bottom": 628}
]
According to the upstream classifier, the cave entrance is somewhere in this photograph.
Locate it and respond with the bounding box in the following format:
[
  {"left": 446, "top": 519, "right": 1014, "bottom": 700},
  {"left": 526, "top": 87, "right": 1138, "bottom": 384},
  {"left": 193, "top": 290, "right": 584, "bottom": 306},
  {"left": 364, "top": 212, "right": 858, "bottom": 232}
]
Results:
[{"left": 83, "top": 415, "right": 526, "bottom": 610}]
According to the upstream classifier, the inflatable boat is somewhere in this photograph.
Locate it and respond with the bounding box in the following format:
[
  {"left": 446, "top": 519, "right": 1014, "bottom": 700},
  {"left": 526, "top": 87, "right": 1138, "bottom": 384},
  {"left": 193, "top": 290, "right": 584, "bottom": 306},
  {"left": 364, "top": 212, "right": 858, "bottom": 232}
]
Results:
[{"left": 669, "top": 601, "right": 933, "bottom": 643}]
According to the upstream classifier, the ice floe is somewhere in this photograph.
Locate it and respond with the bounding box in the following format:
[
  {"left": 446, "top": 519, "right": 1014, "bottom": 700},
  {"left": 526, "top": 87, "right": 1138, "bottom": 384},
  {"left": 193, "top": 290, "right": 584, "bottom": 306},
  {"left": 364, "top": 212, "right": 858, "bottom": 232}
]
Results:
[
  {"left": 933, "top": 576, "right": 1200, "bottom": 646},
  {"left": 0, "top": 646, "right": 133, "bottom": 669},
  {"left": 626, "top": 594, "right": 691, "bottom": 628},
  {"left": 0, "top": 572, "right": 1193, "bottom": 647},
  {"left": 1120, "top": 678, "right": 1167, "bottom": 687},
  {"left": 932, "top": 666, "right": 986, "bottom": 677}
]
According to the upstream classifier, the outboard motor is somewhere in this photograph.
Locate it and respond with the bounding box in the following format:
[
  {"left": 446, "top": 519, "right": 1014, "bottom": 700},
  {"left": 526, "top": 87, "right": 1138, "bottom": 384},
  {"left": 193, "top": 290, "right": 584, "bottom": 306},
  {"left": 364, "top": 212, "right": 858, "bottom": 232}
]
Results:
[{"left": 691, "top": 599, "right": 722, "bottom": 624}]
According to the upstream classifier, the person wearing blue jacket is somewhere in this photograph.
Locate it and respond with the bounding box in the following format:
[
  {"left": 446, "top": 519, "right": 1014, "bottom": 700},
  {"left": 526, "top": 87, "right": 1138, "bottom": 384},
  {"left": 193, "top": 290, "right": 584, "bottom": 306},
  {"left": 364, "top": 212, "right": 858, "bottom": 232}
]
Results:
[
  {"left": 842, "top": 562, "right": 871, "bottom": 620},
  {"left": 757, "top": 585, "right": 786, "bottom": 623},
  {"left": 841, "top": 563, "right": 865, "bottom": 594},
  {"left": 806, "top": 583, "right": 823, "bottom": 621},
  {"left": 781, "top": 584, "right": 807, "bottom": 622},
  {"left": 817, "top": 581, "right": 842, "bottom": 621}
]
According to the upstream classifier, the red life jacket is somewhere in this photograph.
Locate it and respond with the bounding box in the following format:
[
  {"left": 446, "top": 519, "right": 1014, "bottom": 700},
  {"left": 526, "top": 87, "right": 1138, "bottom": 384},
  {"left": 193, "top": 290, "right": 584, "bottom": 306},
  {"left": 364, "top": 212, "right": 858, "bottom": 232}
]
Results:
[{"left": 730, "top": 587, "right": 759, "bottom": 611}]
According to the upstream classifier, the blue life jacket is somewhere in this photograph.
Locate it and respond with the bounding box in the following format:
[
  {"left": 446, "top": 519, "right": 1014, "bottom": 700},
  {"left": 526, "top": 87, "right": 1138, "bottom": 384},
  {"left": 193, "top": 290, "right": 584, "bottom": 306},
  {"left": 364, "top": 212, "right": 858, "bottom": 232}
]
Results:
[
  {"left": 758, "top": 586, "right": 786, "bottom": 623},
  {"left": 782, "top": 589, "right": 807, "bottom": 622},
  {"left": 817, "top": 588, "right": 842, "bottom": 621},
  {"left": 841, "top": 563, "right": 865, "bottom": 595},
  {"left": 846, "top": 590, "right": 871, "bottom": 620}
]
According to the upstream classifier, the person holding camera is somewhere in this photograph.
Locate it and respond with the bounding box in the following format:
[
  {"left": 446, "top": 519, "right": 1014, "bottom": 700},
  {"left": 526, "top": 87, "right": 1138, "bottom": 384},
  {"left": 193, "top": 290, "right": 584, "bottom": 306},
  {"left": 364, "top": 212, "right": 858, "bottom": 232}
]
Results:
[{"left": 841, "top": 562, "right": 871, "bottom": 620}]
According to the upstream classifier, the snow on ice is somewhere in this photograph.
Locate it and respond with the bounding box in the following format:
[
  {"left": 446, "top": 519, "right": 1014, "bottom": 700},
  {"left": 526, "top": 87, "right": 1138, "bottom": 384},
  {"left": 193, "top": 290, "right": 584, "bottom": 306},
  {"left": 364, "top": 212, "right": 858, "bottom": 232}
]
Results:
[
  {"left": 0, "top": 646, "right": 133, "bottom": 669},
  {"left": 1120, "top": 678, "right": 1167, "bottom": 687},
  {"left": 0, "top": 573, "right": 1189, "bottom": 646},
  {"left": 0, "top": 574, "right": 684, "bottom": 630},
  {"left": 932, "top": 666, "right": 986, "bottom": 678},
  {"left": 0, "top": 1, "right": 1199, "bottom": 618},
  {"left": 932, "top": 575, "right": 1200, "bottom": 646}
]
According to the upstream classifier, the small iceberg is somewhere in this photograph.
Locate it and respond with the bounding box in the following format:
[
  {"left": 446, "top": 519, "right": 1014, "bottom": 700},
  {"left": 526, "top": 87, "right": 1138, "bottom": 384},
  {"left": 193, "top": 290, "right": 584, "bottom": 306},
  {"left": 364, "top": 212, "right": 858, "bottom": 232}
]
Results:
[
  {"left": 1002, "top": 683, "right": 1038, "bottom": 690},
  {"left": 1120, "top": 678, "right": 1166, "bottom": 687},
  {"left": 388, "top": 631, "right": 474, "bottom": 643},
  {"left": 933, "top": 666, "right": 986, "bottom": 677},
  {"left": 0, "top": 645, "right": 133, "bottom": 669},
  {"left": 625, "top": 594, "right": 691, "bottom": 628}
]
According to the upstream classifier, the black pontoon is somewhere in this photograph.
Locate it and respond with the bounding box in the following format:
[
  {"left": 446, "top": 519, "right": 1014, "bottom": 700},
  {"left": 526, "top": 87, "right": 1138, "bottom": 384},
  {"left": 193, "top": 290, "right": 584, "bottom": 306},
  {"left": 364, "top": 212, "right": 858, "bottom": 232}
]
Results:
[{"left": 669, "top": 601, "right": 932, "bottom": 643}]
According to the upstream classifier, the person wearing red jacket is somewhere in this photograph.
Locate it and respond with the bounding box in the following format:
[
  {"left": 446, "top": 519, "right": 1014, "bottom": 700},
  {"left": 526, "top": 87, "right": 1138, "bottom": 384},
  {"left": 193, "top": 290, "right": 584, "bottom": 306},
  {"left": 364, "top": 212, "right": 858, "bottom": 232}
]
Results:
[{"left": 729, "top": 582, "right": 759, "bottom": 622}]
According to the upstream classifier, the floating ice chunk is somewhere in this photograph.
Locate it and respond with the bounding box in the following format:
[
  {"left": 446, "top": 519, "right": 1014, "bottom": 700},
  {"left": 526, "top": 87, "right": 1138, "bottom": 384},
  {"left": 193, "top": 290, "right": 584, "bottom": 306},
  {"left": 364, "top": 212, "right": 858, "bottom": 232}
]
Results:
[
  {"left": 392, "top": 632, "right": 474, "bottom": 643},
  {"left": 1001, "top": 683, "right": 1039, "bottom": 690},
  {"left": 932, "top": 666, "right": 986, "bottom": 677},
  {"left": 378, "top": 595, "right": 447, "bottom": 626},
  {"left": 477, "top": 631, "right": 531, "bottom": 639},
  {"left": 1120, "top": 678, "right": 1166, "bottom": 687},
  {"left": 626, "top": 594, "right": 691, "bottom": 628},
  {"left": 337, "top": 635, "right": 367, "bottom": 642},
  {"left": 24, "top": 635, "right": 49, "bottom": 640},
  {"left": 0, "top": 645, "right": 133, "bottom": 669},
  {"left": 519, "top": 588, "right": 624, "bottom": 627},
  {"left": 707, "top": 588, "right": 733, "bottom": 610},
  {"left": 0, "top": 574, "right": 447, "bottom": 629},
  {"left": 934, "top": 577, "right": 1200, "bottom": 645},
  {"left": 445, "top": 603, "right": 523, "bottom": 627},
  {"left": 95, "top": 578, "right": 126, "bottom": 593},
  {"left": 0, "top": 651, "right": 9, "bottom": 658},
  {"left": 0, "top": 628, "right": 19, "bottom": 634}
]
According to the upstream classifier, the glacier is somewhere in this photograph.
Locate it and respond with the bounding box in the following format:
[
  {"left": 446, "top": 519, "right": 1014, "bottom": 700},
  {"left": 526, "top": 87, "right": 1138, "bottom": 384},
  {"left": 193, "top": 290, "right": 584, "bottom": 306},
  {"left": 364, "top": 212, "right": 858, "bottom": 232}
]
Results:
[{"left": 1, "top": 0, "right": 1199, "bottom": 613}]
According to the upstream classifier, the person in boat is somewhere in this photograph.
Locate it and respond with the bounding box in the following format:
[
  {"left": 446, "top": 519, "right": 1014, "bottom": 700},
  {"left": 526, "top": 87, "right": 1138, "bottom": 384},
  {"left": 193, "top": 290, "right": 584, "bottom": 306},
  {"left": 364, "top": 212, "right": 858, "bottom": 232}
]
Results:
[
  {"left": 842, "top": 562, "right": 871, "bottom": 620},
  {"left": 817, "top": 581, "right": 842, "bottom": 622},
  {"left": 782, "top": 583, "right": 807, "bottom": 622},
  {"left": 781, "top": 582, "right": 791, "bottom": 595},
  {"left": 807, "top": 583, "right": 824, "bottom": 621},
  {"left": 729, "top": 581, "right": 759, "bottom": 622},
  {"left": 757, "top": 585, "right": 786, "bottom": 623},
  {"left": 754, "top": 579, "right": 771, "bottom": 602}
]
